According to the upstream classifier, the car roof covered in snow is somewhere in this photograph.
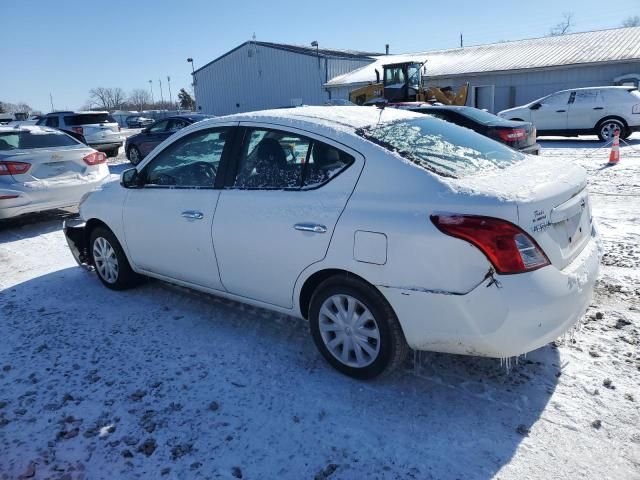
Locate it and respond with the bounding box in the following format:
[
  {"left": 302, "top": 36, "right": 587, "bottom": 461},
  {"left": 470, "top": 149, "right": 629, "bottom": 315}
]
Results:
[{"left": 199, "top": 106, "right": 424, "bottom": 134}]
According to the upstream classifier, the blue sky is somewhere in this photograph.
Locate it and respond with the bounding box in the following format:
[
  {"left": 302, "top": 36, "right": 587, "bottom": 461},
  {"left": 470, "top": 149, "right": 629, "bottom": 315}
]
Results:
[{"left": 2, "top": 0, "right": 638, "bottom": 112}]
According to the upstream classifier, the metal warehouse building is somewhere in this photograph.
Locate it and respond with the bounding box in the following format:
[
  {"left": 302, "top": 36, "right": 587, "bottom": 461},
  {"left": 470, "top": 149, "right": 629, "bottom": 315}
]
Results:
[
  {"left": 326, "top": 27, "right": 640, "bottom": 113},
  {"left": 192, "top": 41, "right": 378, "bottom": 115}
]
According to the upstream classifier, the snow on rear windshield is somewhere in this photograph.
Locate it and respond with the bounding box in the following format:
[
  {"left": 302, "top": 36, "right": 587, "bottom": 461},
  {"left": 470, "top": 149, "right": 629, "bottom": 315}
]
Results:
[
  {"left": 357, "top": 116, "right": 525, "bottom": 178},
  {"left": 0, "top": 131, "right": 79, "bottom": 150}
]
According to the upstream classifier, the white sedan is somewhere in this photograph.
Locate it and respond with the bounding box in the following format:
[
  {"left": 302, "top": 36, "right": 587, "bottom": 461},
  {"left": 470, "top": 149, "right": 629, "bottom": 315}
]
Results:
[
  {"left": 63, "top": 106, "right": 600, "bottom": 379},
  {"left": 0, "top": 125, "right": 110, "bottom": 220}
]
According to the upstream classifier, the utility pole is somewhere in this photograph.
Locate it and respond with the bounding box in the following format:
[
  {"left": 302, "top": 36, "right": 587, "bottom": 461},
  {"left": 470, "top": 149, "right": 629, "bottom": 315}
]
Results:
[
  {"left": 148, "top": 80, "right": 154, "bottom": 106},
  {"left": 49, "top": 93, "right": 54, "bottom": 112},
  {"left": 460, "top": 33, "right": 463, "bottom": 48},
  {"left": 159, "top": 79, "right": 164, "bottom": 106},
  {"left": 167, "top": 76, "right": 173, "bottom": 109}
]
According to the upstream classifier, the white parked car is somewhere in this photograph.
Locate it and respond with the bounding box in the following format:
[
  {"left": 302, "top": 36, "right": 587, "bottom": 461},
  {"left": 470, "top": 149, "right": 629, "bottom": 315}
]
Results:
[
  {"left": 63, "top": 106, "right": 600, "bottom": 379},
  {"left": 498, "top": 86, "right": 640, "bottom": 141},
  {"left": 37, "top": 111, "right": 124, "bottom": 157},
  {"left": 0, "top": 125, "right": 110, "bottom": 220}
]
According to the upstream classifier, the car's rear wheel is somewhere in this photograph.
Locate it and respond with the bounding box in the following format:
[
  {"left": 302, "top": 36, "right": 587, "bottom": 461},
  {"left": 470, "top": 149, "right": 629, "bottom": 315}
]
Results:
[
  {"left": 597, "top": 119, "right": 626, "bottom": 142},
  {"left": 89, "top": 226, "right": 141, "bottom": 290},
  {"left": 128, "top": 146, "right": 142, "bottom": 165},
  {"left": 105, "top": 147, "right": 119, "bottom": 158},
  {"left": 309, "top": 275, "right": 408, "bottom": 379}
]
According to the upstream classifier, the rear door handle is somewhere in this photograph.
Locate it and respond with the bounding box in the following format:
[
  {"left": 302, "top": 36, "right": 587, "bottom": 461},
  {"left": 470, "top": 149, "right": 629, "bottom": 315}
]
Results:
[
  {"left": 556, "top": 109, "right": 566, "bottom": 113},
  {"left": 294, "top": 223, "right": 327, "bottom": 233},
  {"left": 181, "top": 210, "right": 204, "bottom": 220},
  {"left": 593, "top": 107, "right": 604, "bottom": 110}
]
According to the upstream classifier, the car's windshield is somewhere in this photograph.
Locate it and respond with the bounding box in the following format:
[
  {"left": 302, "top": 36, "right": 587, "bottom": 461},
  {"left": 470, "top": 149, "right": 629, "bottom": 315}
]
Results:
[
  {"left": 64, "top": 113, "right": 116, "bottom": 125},
  {"left": 357, "top": 116, "right": 526, "bottom": 178},
  {"left": 0, "top": 130, "right": 79, "bottom": 150}
]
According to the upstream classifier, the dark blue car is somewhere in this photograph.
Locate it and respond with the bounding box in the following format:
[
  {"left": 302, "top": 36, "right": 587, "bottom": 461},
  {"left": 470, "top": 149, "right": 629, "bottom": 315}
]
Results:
[{"left": 124, "top": 114, "right": 213, "bottom": 165}]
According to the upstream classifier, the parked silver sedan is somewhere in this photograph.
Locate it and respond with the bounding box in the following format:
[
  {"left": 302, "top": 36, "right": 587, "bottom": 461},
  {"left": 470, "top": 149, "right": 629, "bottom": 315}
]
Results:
[{"left": 0, "top": 125, "right": 110, "bottom": 219}]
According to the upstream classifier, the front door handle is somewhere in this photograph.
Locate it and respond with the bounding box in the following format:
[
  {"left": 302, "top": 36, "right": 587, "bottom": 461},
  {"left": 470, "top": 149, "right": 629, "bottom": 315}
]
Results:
[
  {"left": 593, "top": 107, "right": 604, "bottom": 110},
  {"left": 181, "top": 210, "right": 204, "bottom": 220},
  {"left": 556, "top": 109, "right": 566, "bottom": 113},
  {"left": 294, "top": 223, "right": 327, "bottom": 233}
]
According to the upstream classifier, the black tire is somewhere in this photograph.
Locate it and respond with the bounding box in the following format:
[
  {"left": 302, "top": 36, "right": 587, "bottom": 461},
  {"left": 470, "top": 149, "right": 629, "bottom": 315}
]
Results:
[
  {"left": 597, "top": 119, "right": 626, "bottom": 142},
  {"left": 89, "top": 226, "right": 141, "bottom": 290},
  {"left": 127, "top": 146, "right": 142, "bottom": 165},
  {"left": 309, "top": 274, "right": 408, "bottom": 379},
  {"left": 620, "top": 128, "right": 631, "bottom": 140},
  {"left": 105, "top": 147, "right": 119, "bottom": 158}
]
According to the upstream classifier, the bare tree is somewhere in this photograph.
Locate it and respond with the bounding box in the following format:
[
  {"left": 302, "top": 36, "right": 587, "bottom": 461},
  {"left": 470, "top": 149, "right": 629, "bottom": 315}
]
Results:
[
  {"left": 0, "top": 101, "right": 33, "bottom": 114},
  {"left": 128, "top": 88, "right": 151, "bottom": 111},
  {"left": 621, "top": 15, "right": 640, "bottom": 27},
  {"left": 87, "top": 87, "right": 126, "bottom": 110},
  {"left": 549, "top": 12, "right": 575, "bottom": 36}
]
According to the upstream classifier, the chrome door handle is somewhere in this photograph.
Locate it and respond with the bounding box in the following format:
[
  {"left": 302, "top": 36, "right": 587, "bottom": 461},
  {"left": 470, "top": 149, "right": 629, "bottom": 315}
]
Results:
[
  {"left": 294, "top": 223, "right": 327, "bottom": 233},
  {"left": 181, "top": 210, "right": 204, "bottom": 220}
]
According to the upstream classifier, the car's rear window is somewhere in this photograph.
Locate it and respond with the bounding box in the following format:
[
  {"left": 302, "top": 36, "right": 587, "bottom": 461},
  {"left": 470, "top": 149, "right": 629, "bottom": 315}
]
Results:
[
  {"left": 357, "top": 116, "right": 525, "bottom": 178},
  {"left": 64, "top": 113, "right": 116, "bottom": 125},
  {"left": 0, "top": 130, "right": 79, "bottom": 150}
]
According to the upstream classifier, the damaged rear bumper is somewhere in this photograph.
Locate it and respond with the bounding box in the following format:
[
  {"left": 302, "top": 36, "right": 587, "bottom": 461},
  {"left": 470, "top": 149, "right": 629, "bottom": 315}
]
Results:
[
  {"left": 378, "top": 235, "right": 601, "bottom": 358},
  {"left": 63, "top": 217, "right": 90, "bottom": 266}
]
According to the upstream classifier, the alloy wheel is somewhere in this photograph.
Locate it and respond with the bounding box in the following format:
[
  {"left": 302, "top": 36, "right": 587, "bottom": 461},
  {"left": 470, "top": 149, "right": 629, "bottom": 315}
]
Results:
[
  {"left": 93, "top": 236, "right": 119, "bottom": 284},
  {"left": 318, "top": 294, "right": 381, "bottom": 368},
  {"left": 600, "top": 121, "right": 623, "bottom": 141}
]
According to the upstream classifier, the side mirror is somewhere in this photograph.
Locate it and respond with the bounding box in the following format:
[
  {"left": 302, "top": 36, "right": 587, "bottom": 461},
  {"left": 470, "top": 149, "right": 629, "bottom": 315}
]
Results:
[
  {"left": 530, "top": 103, "right": 542, "bottom": 110},
  {"left": 121, "top": 168, "right": 142, "bottom": 188}
]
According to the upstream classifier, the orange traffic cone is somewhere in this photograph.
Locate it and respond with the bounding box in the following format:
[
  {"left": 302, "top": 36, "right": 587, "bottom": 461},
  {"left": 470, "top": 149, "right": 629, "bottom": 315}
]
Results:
[{"left": 608, "top": 129, "right": 620, "bottom": 165}]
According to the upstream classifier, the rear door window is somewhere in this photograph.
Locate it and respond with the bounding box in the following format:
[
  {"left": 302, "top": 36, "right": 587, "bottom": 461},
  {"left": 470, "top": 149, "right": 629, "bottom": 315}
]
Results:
[
  {"left": 233, "top": 128, "right": 311, "bottom": 189},
  {"left": 64, "top": 113, "right": 114, "bottom": 125},
  {"left": 572, "top": 90, "right": 602, "bottom": 105}
]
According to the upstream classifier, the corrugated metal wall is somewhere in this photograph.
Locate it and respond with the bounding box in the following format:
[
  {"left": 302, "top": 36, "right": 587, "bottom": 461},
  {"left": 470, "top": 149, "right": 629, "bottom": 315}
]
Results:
[
  {"left": 193, "top": 44, "right": 372, "bottom": 115},
  {"left": 425, "top": 61, "right": 640, "bottom": 113}
]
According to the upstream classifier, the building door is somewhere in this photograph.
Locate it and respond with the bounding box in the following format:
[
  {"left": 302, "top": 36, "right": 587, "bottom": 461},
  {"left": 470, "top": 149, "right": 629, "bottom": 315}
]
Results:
[{"left": 473, "top": 86, "right": 495, "bottom": 112}]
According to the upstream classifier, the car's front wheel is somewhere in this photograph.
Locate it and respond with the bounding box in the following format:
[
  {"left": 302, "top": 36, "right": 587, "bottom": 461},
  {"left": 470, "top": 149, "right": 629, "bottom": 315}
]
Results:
[
  {"left": 309, "top": 275, "right": 408, "bottom": 379},
  {"left": 89, "top": 226, "right": 141, "bottom": 290},
  {"left": 597, "top": 119, "right": 626, "bottom": 142},
  {"left": 127, "top": 146, "right": 142, "bottom": 165}
]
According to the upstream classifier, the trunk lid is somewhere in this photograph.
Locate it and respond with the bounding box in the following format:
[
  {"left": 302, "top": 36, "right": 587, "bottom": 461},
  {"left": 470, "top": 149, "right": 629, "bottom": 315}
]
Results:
[
  {"left": 2, "top": 144, "right": 95, "bottom": 183},
  {"left": 454, "top": 156, "right": 591, "bottom": 270}
]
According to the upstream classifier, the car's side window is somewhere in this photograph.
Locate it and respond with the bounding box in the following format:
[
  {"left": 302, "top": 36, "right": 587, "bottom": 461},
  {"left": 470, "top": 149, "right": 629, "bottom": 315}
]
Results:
[
  {"left": 573, "top": 90, "right": 601, "bottom": 105},
  {"left": 303, "top": 141, "right": 355, "bottom": 188},
  {"left": 542, "top": 92, "right": 571, "bottom": 105},
  {"left": 142, "top": 128, "right": 229, "bottom": 188},
  {"left": 148, "top": 120, "right": 169, "bottom": 133},
  {"left": 168, "top": 119, "right": 189, "bottom": 132},
  {"left": 45, "top": 116, "right": 59, "bottom": 128},
  {"left": 233, "top": 128, "right": 311, "bottom": 189}
]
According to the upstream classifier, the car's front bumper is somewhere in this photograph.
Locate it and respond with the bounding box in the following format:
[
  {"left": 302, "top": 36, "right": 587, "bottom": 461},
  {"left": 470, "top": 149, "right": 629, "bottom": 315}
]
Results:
[
  {"left": 63, "top": 217, "right": 90, "bottom": 266},
  {"left": 379, "top": 232, "right": 601, "bottom": 357}
]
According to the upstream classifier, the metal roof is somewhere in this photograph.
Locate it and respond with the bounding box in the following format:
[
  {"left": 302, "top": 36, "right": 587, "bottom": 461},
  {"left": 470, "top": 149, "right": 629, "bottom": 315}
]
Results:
[
  {"left": 193, "top": 41, "right": 380, "bottom": 75},
  {"left": 326, "top": 27, "right": 640, "bottom": 87}
]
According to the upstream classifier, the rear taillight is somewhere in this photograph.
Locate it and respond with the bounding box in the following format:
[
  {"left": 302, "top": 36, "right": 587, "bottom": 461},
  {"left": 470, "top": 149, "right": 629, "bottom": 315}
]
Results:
[
  {"left": 0, "top": 195, "right": 20, "bottom": 200},
  {"left": 83, "top": 152, "right": 107, "bottom": 165},
  {"left": 0, "top": 161, "right": 31, "bottom": 176},
  {"left": 430, "top": 214, "right": 550, "bottom": 274},
  {"left": 72, "top": 126, "right": 84, "bottom": 135},
  {"left": 497, "top": 128, "right": 527, "bottom": 142}
]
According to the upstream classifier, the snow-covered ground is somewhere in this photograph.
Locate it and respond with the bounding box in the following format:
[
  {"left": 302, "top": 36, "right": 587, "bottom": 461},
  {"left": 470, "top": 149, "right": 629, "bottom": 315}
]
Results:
[{"left": 1, "top": 135, "right": 639, "bottom": 480}]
